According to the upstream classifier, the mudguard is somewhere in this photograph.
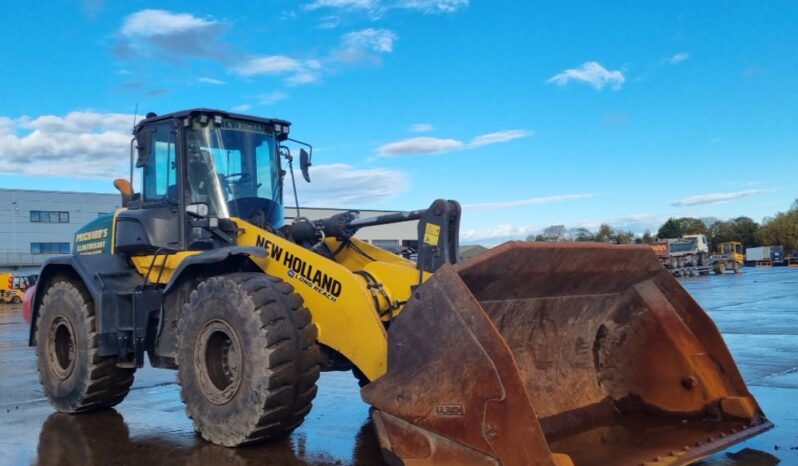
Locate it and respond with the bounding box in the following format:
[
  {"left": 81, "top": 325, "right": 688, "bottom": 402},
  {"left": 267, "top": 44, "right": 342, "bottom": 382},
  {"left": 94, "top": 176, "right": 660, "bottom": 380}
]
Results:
[{"left": 28, "top": 254, "right": 141, "bottom": 347}]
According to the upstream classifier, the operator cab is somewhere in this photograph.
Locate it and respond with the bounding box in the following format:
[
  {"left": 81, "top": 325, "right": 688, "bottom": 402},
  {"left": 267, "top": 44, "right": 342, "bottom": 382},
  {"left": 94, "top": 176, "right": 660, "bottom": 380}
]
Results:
[{"left": 115, "top": 109, "right": 295, "bottom": 255}]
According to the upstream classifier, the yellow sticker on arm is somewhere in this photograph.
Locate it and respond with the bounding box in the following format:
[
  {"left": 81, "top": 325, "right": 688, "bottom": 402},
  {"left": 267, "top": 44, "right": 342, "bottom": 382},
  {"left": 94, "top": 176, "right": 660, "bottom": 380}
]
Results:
[{"left": 423, "top": 223, "right": 441, "bottom": 245}]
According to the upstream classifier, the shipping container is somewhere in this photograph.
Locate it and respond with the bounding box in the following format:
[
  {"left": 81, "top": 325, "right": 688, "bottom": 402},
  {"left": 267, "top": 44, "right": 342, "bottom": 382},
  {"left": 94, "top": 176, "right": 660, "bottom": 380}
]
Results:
[{"left": 746, "top": 247, "right": 767, "bottom": 262}]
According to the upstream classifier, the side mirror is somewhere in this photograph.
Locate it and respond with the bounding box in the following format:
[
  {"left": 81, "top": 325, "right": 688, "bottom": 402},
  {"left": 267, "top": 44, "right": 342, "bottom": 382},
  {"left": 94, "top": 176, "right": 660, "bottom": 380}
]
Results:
[
  {"left": 186, "top": 202, "right": 209, "bottom": 218},
  {"left": 299, "top": 148, "right": 311, "bottom": 183},
  {"left": 134, "top": 131, "right": 152, "bottom": 168}
]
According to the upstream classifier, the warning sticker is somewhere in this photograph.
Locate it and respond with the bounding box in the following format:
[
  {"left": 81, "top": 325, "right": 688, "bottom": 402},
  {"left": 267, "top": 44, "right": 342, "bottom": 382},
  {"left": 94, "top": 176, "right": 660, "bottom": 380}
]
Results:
[{"left": 423, "top": 223, "right": 441, "bottom": 245}]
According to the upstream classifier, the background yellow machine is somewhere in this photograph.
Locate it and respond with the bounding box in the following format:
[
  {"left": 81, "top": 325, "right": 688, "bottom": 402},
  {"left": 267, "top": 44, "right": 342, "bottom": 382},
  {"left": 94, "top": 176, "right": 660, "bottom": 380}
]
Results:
[
  {"left": 717, "top": 241, "right": 745, "bottom": 268},
  {"left": 29, "top": 109, "right": 770, "bottom": 465},
  {"left": 0, "top": 272, "right": 33, "bottom": 304}
]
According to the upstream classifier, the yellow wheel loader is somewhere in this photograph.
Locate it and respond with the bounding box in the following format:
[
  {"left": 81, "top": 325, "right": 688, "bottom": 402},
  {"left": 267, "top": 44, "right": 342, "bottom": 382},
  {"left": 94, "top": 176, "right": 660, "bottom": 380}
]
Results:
[
  {"left": 1, "top": 272, "right": 27, "bottom": 304},
  {"left": 29, "top": 109, "right": 771, "bottom": 465}
]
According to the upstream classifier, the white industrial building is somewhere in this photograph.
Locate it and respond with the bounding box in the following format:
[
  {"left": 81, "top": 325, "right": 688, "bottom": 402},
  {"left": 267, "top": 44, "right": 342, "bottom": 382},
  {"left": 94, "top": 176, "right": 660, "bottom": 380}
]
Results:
[{"left": 0, "top": 188, "right": 418, "bottom": 275}]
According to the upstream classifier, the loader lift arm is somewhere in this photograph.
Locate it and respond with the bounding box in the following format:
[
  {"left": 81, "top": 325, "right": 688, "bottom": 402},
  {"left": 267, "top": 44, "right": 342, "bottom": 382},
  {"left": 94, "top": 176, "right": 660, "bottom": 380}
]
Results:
[{"left": 289, "top": 198, "right": 461, "bottom": 274}]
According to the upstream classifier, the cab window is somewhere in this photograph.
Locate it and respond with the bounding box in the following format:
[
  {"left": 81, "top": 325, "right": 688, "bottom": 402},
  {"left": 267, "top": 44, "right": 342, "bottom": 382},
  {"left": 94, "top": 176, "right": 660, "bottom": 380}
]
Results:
[{"left": 142, "top": 124, "right": 177, "bottom": 203}]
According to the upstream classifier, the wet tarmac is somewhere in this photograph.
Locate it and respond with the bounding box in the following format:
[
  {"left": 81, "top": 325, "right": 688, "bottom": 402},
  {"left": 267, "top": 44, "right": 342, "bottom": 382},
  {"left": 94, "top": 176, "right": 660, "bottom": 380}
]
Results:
[{"left": 1, "top": 266, "right": 796, "bottom": 466}]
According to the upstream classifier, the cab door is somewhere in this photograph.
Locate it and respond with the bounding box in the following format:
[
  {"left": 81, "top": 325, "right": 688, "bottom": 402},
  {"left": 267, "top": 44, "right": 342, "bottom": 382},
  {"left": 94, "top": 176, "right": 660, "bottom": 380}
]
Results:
[{"left": 115, "top": 122, "right": 185, "bottom": 254}]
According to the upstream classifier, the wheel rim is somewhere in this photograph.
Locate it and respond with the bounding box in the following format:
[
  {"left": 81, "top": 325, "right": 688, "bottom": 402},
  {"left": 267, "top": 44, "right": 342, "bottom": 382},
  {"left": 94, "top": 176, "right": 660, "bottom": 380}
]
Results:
[
  {"left": 48, "top": 316, "right": 76, "bottom": 380},
  {"left": 195, "top": 320, "right": 243, "bottom": 405}
]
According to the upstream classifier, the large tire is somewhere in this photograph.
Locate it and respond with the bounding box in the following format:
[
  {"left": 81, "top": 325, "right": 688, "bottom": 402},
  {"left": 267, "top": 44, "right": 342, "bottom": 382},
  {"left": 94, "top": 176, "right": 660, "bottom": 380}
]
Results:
[
  {"left": 12, "top": 295, "right": 22, "bottom": 304},
  {"left": 36, "top": 279, "right": 135, "bottom": 412},
  {"left": 177, "top": 273, "right": 320, "bottom": 447}
]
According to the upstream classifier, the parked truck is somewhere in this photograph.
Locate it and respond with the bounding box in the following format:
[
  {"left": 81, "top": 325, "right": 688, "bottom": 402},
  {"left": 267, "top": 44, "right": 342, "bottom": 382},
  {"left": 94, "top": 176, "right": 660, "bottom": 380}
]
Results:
[
  {"left": 745, "top": 246, "right": 785, "bottom": 266},
  {"left": 651, "top": 235, "right": 741, "bottom": 276}
]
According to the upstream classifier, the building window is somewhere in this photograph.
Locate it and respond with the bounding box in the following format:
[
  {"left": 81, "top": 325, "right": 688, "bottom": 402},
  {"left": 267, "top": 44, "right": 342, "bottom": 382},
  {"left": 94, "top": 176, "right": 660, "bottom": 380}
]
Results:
[
  {"left": 31, "top": 243, "right": 70, "bottom": 254},
  {"left": 30, "top": 211, "right": 70, "bottom": 223}
]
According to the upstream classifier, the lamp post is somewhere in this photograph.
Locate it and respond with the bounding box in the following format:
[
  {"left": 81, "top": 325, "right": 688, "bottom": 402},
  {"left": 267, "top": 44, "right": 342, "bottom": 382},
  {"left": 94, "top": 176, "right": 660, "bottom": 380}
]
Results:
[{"left": 11, "top": 200, "right": 16, "bottom": 255}]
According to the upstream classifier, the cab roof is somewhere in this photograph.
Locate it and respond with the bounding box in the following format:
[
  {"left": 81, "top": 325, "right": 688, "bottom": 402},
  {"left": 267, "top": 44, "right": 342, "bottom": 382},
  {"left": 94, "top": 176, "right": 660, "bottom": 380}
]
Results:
[{"left": 136, "top": 108, "right": 291, "bottom": 130}]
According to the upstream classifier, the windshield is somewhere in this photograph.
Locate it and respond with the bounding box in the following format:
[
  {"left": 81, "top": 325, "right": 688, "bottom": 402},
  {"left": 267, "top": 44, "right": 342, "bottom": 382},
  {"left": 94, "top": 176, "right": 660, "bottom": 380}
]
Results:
[{"left": 185, "top": 118, "right": 281, "bottom": 219}]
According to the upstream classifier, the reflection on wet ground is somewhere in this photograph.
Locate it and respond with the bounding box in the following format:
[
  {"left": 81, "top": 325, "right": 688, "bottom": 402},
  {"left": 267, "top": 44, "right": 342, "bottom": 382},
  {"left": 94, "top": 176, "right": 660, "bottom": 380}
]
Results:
[
  {"left": 1, "top": 267, "right": 797, "bottom": 466},
  {"left": 31, "top": 410, "right": 384, "bottom": 466}
]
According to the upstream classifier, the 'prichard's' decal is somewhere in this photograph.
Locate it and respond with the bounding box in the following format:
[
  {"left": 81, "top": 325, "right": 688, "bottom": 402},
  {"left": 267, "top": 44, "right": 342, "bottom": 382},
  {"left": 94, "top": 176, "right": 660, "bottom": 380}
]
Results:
[
  {"left": 256, "top": 235, "right": 342, "bottom": 302},
  {"left": 75, "top": 228, "right": 109, "bottom": 255}
]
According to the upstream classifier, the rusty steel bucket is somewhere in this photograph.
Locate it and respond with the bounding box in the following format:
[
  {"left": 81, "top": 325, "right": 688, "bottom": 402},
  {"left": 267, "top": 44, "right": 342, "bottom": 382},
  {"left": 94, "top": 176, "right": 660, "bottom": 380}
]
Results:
[{"left": 362, "top": 242, "right": 772, "bottom": 466}]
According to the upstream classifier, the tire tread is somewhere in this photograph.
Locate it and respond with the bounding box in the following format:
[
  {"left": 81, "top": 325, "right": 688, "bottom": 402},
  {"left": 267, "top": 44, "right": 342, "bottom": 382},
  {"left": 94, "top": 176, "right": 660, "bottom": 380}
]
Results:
[
  {"left": 177, "top": 272, "right": 320, "bottom": 446},
  {"left": 37, "top": 279, "right": 135, "bottom": 412}
]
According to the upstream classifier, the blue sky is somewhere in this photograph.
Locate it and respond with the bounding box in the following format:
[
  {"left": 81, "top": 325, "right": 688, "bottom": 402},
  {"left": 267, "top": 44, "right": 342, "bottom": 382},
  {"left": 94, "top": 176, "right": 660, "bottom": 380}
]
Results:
[{"left": 0, "top": 1, "right": 795, "bottom": 243}]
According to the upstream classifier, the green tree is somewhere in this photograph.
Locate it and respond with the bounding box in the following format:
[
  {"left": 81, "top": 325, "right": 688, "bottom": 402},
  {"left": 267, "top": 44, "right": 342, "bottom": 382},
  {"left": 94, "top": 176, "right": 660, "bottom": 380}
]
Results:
[
  {"left": 594, "top": 224, "right": 615, "bottom": 243},
  {"left": 757, "top": 209, "right": 798, "bottom": 254},
  {"left": 730, "top": 217, "right": 760, "bottom": 248},
  {"left": 570, "top": 227, "right": 594, "bottom": 241},
  {"left": 708, "top": 216, "right": 760, "bottom": 250},
  {"left": 612, "top": 230, "right": 636, "bottom": 244},
  {"left": 676, "top": 217, "right": 709, "bottom": 235},
  {"left": 543, "top": 225, "right": 567, "bottom": 241},
  {"left": 528, "top": 225, "right": 567, "bottom": 242},
  {"left": 641, "top": 231, "right": 653, "bottom": 244},
  {"left": 657, "top": 218, "right": 682, "bottom": 239}
]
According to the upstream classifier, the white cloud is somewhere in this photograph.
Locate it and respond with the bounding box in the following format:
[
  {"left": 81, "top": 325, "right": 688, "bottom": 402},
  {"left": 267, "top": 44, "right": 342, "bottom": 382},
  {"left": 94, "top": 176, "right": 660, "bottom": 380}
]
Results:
[
  {"left": 668, "top": 52, "right": 690, "bottom": 64},
  {"left": 305, "top": 0, "right": 378, "bottom": 11},
  {"left": 198, "top": 77, "right": 225, "bottom": 85},
  {"left": 461, "top": 224, "right": 534, "bottom": 242},
  {"left": 115, "top": 10, "right": 403, "bottom": 88},
  {"left": 121, "top": 9, "right": 218, "bottom": 37},
  {"left": 304, "top": 0, "right": 467, "bottom": 15},
  {"left": 397, "top": 0, "right": 469, "bottom": 13},
  {"left": 318, "top": 15, "right": 342, "bottom": 29},
  {"left": 286, "top": 163, "right": 408, "bottom": 207},
  {"left": 234, "top": 55, "right": 321, "bottom": 85},
  {"left": 469, "top": 129, "right": 532, "bottom": 147},
  {"left": 116, "top": 9, "right": 226, "bottom": 59},
  {"left": 0, "top": 111, "right": 134, "bottom": 179},
  {"left": 378, "top": 128, "right": 531, "bottom": 156},
  {"left": 333, "top": 28, "right": 398, "bottom": 65},
  {"left": 258, "top": 91, "right": 288, "bottom": 105},
  {"left": 671, "top": 189, "right": 766, "bottom": 206},
  {"left": 234, "top": 56, "right": 304, "bottom": 76},
  {"left": 286, "top": 71, "right": 321, "bottom": 86},
  {"left": 378, "top": 136, "right": 464, "bottom": 155},
  {"left": 411, "top": 123, "right": 434, "bottom": 132},
  {"left": 463, "top": 194, "right": 594, "bottom": 213},
  {"left": 231, "top": 104, "right": 251, "bottom": 112},
  {"left": 546, "top": 61, "right": 625, "bottom": 90},
  {"left": 342, "top": 28, "right": 396, "bottom": 53}
]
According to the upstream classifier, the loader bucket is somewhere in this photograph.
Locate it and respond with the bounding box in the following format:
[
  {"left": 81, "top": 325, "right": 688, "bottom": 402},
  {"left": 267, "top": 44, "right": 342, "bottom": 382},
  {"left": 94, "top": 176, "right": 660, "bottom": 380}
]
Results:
[{"left": 362, "top": 242, "right": 771, "bottom": 466}]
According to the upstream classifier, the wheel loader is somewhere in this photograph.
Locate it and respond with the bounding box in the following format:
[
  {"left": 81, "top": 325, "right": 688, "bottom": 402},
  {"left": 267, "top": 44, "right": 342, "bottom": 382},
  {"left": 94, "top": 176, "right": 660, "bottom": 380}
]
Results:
[
  {"left": 29, "top": 108, "right": 771, "bottom": 466},
  {"left": 1, "top": 272, "right": 27, "bottom": 304}
]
